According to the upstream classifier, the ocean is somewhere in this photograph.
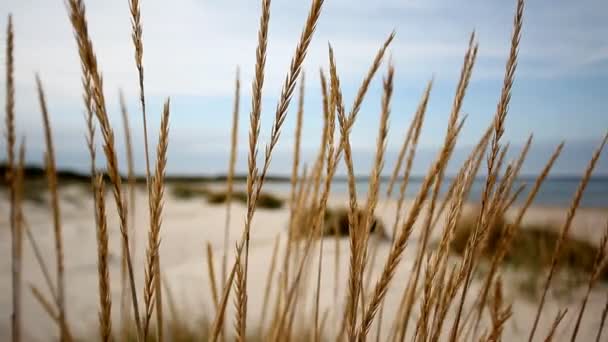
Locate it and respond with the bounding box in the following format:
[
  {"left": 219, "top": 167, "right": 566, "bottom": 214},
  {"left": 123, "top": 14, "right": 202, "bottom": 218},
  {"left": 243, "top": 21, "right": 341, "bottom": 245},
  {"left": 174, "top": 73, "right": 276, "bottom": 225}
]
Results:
[{"left": 262, "top": 177, "right": 608, "bottom": 208}]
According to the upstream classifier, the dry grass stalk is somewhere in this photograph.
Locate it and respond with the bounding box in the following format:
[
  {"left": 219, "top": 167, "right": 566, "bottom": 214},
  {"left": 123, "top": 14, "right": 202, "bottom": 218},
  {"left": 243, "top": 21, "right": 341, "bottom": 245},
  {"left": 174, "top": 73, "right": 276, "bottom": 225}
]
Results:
[
  {"left": 93, "top": 175, "right": 112, "bottom": 342},
  {"left": 36, "top": 75, "right": 69, "bottom": 342},
  {"left": 31, "top": 283, "right": 75, "bottom": 342},
  {"left": 222, "top": 66, "right": 240, "bottom": 301},
  {"left": 390, "top": 79, "right": 432, "bottom": 242},
  {"left": 356, "top": 61, "right": 394, "bottom": 341},
  {"left": 234, "top": 260, "right": 246, "bottom": 342},
  {"left": 329, "top": 44, "right": 363, "bottom": 340},
  {"left": 272, "top": 73, "right": 337, "bottom": 342},
  {"left": 597, "top": 293, "right": 608, "bottom": 342},
  {"left": 14, "top": 141, "right": 26, "bottom": 341},
  {"left": 243, "top": 0, "right": 324, "bottom": 298},
  {"left": 427, "top": 163, "right": 472, "bottom": 342},
  {"left": 449, "top": 1, "right": 524, "bottom": 337},
  {"left": 472, "top": 134, "right": 533, "bottom": 333},
  {"left": 231, "top": 0, "right": 272, "bottom": 336},
  {"left": 360, "top": 106, "right": 467, "bottom": 342},
  {"left": 431, "top": 122, "right": 493, "bottom": 233},
  {"left": 142, "top": 99, "right": 171, "bottom": 341},
  {"left": 210, "top": 1, "right": 270, "bottom": 338},
  {"left": 543, "top": 309, "right": 568, "bottom": 342},
  {"left": 128, "top": 1, "right": 152, "bottom": 337},
  {"left": 485, "top": 278, "right": 512, "bottom": 341},
  {"left": 313, "top": 234, "right": 325, "bottom": 342},
  {"left": 128, "top": 0, "right": 151, "bottom": 189},
  {"left": 528, "top": 132, "right": 607, "bottom": 341},
  {"left": 312, "top": 69, "right": 330, "bottom": 207},
  {"left": 478, "top": 142, "right": 564, "bottom": 310},
  {"left": 119, "top": 89, "right": 137, "bottom": 337},
  {"left": 344, "top": 32, "right": 394, "bottom": 131},
  {"left": 66, "top": 1, "right": 142, "bottom": 337},
  {"left": 23, "top": 220, "right": 58, "bottom": 306},
  {"left": 211, "top": 1, "right": 324, "bottom": 339},
  {"left": 330, "top": 32, "right": 394, "bottom": 169},
  {"left": 206, "top": 243, "right": 220, "bottom": 311},
  {"left": 385, "top": 102, "right": 416, "bottom": 199},
  {"left": 260, "top": 235, "right": 281, "bottom": 330},
  {"left": 570, "top": 219, "right": 608, "bottom": 341},
  {"left": 395, "top": 32, "right": 477, "bottom": 342},
  {"left": 503, "top": 134, "right": 533, "bottom": 200},
  {"left": 5, "top": 14, "right": 21, "bottom": 342},
  {"left": 128, "top": 0, "right": 163, "bottom": 336},
  {"left": 30, "top": 284, "right": 60, "bottom": 324},
  {"left": 119, "top": 91, "right": 137, "bottom": 252},
  {"left": 283, "top": 71, "right": 306, "bottom": 293}
]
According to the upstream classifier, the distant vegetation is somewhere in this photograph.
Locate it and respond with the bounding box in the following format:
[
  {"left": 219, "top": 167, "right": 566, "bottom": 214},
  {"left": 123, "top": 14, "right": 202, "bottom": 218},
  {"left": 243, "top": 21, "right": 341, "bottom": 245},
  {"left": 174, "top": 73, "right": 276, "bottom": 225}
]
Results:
[{"left": 171, "top": 183, "right": 284, "bottom": 210}]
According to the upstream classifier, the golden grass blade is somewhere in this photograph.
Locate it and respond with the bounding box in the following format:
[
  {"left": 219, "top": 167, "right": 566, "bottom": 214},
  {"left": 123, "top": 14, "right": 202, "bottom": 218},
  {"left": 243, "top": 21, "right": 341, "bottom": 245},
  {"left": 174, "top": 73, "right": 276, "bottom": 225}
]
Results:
[
  {"left": 36, "top": 75, "right": 69, "bottom": 342},
  {"left": 128, "top": 0, "right": 152, "bottom": 192},
  {"left": 5, "top": 14, "right": 15, "bottom": 171},
  {"left": 571, "top": 219, "right": 608, "bottom": 341},
  {"left": 393, "top": 32, "right": 477, "bottom": 342},
  {"left": 528, "top": 133, "right": 607, "bottom": 342},
  {"left": 128, "top": 0, "right": 162, "bottom": 337},
  {"left": 24, "top": 219, "right": 58, "bottom": 305},
  {"left": 333, "top": 31, "right": 395, "bottom": 165},
  {"left": 346, "top": 32, "right": 394, "bottom": 128},
  {"left": 214, "top": 1, "right": 325, "bottom": 339},
  {"left": 119, "top": 90, "right": 137, "bottom": 251},
  {"left": 329, "top": 44, "right": 362, "bottom": 340},
  {"left": 14, "top": 140, "right": 26, "bottom": 341},
  {"left": 385, "top": 107, "right": 416, "bottom": 199},
  {"left": 597, "top": 293, "right": 608, "bottom": 342},
  {"left": 312, "top": 69, "right": 330, "bottom": 207},
  {"left": 543, "top": 309, "right": 567, "bottom": 342},
  {"left": 360, "top": 119, "right": 467, "bottom": 342},
  {"left": 472, "top": 138, "right": 533, "bottom": 338},
  {"left": 261, "top": 235, "right": 281, "bottom": 330},
  {"left": 272, "top": 77, "right": 337, "bottom": 342},
  {"left": 234, "top": 260, "right": 246, "bottom": 342},
  {"left": 427, "top": 160, "right": 472, "bottom": 342},
  {"left": 93, "top": 175, "right": 112, "bottom": 342},
  {"left": 206, "top": 242, "right": 220, "bottom": 311},
  {"left": 211, "top": 1, "right": 270, "bottom": 338},
  {"left": 222, "top": 66, "right": 240, "bottom": 297},
  {"left": 360, "top": 113, "right": 469, "bottom": 342},
  {"left": 485, "top": 278, "right": 512, "bottom": 342},
  {"left": 66, "top": 1, "right": 142, "bottom": 337},
  {"left": 244, "top": 0, "right": 324, "bottom": 285},
  {"left": 119, "top": 89, "right": 137, "bottom": 336},
  {"left": 390, "top": 79, "right": 432, "bottom": 242},
  {"left": 30, "top": 284, "right": 59, "bottom": 324},
  {"left": 356, "top": 61, "right": 394, "bottom": 342},
  {"left": 285, "top": 71, "right": 306, "bottom": 286},
  {"left": 233, "top": 0, "right": 272, "bottom": 335},
  {"left": 313, "top": 232, "right": 325, "bottom": 342},
  {"left": 5, "top": 14, "right": 21, "bottom": 342},
  {"left": 431, "top": 122, "right": 492, "bottom": 232},
  {"left": 449, "top": 1, "right": 524, "bottom": 338},
  {"left": 142, "top": 99, "right": 171, "bottom": 341}
]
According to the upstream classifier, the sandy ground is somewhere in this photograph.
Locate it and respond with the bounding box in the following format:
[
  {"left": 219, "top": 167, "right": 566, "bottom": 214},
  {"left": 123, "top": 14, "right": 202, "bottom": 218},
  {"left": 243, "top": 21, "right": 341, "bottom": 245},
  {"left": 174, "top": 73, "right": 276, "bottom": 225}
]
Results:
[{"left": 0, "top": 184, "right": 606, "bottom": 341}]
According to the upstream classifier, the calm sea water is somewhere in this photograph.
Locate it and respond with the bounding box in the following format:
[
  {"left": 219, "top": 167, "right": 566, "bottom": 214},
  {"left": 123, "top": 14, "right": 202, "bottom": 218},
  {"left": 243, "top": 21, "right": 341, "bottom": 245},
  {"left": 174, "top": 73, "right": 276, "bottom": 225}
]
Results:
[{"left": 262, "top": 177, "right": 608, "bottom": 208}]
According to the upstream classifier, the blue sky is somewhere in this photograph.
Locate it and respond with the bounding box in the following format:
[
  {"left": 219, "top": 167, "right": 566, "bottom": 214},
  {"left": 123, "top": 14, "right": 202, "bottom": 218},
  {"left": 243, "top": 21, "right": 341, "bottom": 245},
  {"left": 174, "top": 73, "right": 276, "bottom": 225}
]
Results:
[{"left": 0, "top": 0, "right": 607, "bottom": 176}]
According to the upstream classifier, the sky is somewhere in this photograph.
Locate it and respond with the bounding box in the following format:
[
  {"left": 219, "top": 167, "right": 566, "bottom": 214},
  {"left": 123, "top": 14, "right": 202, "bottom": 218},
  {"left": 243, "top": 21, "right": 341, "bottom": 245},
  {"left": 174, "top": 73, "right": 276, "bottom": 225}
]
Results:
[{"left": 0, "top": 0, "right": 607, "bottom": 177}]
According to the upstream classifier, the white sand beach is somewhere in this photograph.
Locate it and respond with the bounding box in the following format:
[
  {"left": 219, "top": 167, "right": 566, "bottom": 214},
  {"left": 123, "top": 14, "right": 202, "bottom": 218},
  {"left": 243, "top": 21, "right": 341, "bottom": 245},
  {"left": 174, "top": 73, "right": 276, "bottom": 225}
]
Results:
[{"left": 0, "top": 184, "right": 606, "bottom": 341}]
